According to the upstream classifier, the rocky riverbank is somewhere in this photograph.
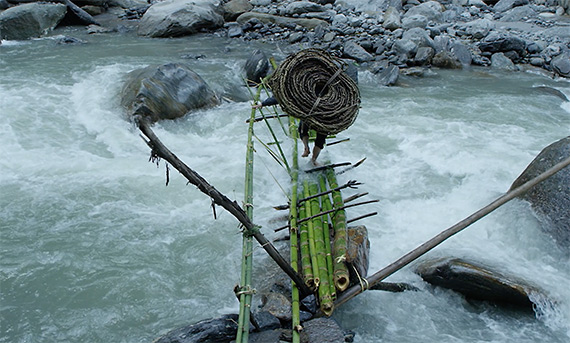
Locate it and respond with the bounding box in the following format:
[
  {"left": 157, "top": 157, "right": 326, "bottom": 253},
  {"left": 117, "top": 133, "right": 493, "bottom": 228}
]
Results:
[{"left": 1, "top": 0, "right": 569, "bottom": 83}]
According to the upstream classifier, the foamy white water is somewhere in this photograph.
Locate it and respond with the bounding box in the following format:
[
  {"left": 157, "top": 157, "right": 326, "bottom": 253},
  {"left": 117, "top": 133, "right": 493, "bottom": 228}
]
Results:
[{"left": 1, "top": 28, "right": 569, "bottom": 343}]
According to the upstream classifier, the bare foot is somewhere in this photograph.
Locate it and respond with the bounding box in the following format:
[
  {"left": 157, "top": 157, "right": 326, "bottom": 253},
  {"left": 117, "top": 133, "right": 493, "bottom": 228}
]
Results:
[
  {"left": 302, "top": 148, "right": 310, "bottom": 157},
  {"left": 311, "top": 158, "right": 320, "bottom": 166}
]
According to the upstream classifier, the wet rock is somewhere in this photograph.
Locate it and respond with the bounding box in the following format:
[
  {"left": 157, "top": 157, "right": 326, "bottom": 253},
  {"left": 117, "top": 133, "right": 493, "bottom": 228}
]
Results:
[
  {"left": 0, "top": 2, "right": 67, "bottom": 40},
  {"left": 0, "top": 0, "right": 8, "bottom": 10},
  {"left": 551, "top": 53, "right": 570, "bottom": 78},
  {"left": 415, "top": 257, "right": 549, "bottom": 310},
  {"left": 244, "top": 49, "right": 271, "bottom": 85},
  {"left": 152, "top": 314, "right": 239, "bottom": 343},
  {"left": 249, "top": 330, "right": 282, "bottom": 343},
  {"left": 451, "top": 42, "right": 473, "bottom": 66},
  {"left": 252, "top": 310, "right": 281, "bottom": 331},
  {"left": 137, "top": 0, "right": 224, "bottom": 38},
  {"left": 372, "top": 62, "right": 400, "bottom": 86},
  {"left": 432, "top": 51, "right": 463, "bottom": 69},
  {"left": 509, "top": 136, "right": 570, "bottom": 249},
  {"left": 414, "top": 46, "right": 435, "bottom": 65},
  {"left": 261, "top": 292, "right": 292, "bottom": 321},
  {"left": 346, "top": 225, "right": 370, "bottom": 280},
  {"left": 121, "top": 63, "right": 219, "bottom": 122},
  {"left": 491, "top": 52, "right": 517, "bottom": 70},
  {"left": 300, "top": 318, "right": 345, "bottom": 343}
]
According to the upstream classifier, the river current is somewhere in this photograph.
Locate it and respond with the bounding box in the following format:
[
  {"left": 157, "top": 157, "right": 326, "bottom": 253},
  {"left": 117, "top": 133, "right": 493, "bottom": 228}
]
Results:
[{"left": 1, "top": 26, "right": 569, "bottom": 343}]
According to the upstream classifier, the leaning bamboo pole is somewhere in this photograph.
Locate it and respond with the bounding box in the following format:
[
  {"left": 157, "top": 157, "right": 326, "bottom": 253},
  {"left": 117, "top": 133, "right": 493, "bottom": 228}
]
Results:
[
  {"left": 308, "top": 181, "right": 334, "bottom": 316},
  {"left": 325, "top": 168, "right": 350, "bottom": 292},
  {"left": 288, "top": 117, "right": 301, "bottom": 343},
  {"left": 235, "top": 87, "right": 261, "bottom": 343}
]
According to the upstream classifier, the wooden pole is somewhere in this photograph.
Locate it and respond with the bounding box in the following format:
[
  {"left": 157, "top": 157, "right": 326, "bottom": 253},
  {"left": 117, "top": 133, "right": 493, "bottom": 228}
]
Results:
[
  {"left": 334, "top": 155, "right": 570, "bottom": 308},
  {"left": 138, "top": 118, "right": 312, "bottom": 297}
]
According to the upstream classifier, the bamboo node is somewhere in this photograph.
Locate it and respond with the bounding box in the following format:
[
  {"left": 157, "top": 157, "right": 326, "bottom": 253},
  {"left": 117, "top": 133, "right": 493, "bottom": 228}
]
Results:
[{"left": 294, "top": 324, "right": 303, "bottom": 332}]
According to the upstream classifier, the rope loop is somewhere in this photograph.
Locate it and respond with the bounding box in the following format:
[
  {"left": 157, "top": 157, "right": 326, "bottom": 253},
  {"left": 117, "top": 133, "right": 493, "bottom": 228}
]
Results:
[{"left": 268, "top": 49, "right": 360, "bottom": 135}]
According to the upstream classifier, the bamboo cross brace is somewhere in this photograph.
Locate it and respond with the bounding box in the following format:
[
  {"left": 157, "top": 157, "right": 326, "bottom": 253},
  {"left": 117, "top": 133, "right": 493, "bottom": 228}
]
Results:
[
  {"left": 138, "top": 118, "right": 312, "bottom": 297},
  {"left": 334, "top": 155, "right": 570, "bottom": 309}
]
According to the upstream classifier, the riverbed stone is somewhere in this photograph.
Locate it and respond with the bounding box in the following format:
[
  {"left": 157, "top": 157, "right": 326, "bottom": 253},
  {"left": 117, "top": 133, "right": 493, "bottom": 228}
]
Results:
[
  {"left": 383, "top": 6, "right": 401, "bottom": 30},
  {"left": 343, "top": 40, "right": 374, "bottom": 63},
  {"left": 222, "top": 0, "right": 253, "bottom": 21},
  {"left": 152, "top": 314, "right": 239, "bottom": 343},
  {"left": 300, "top": 318, "right": 345, "bottom": 343},
  {"left": 404, "top": 1, "right": 445, "bottom": 22},
  {"left": 120, "top": 63, "right": 219, "bottom": 122},
  {"left": 491, "top": 52, "right": 517, "bottom": 70},
  {"left": 415, "top": 257, "right": 550, "bottom": 310},
  {"left": 137, "top": 0, "right": 224, "bottom": 38},
  {"left": 236, "top": 12, "right": 328, "bottom": 30},
  {"left": 432, "top": 50, "right": 463, "bottom": 69},
  {"left": 0, "top": 2, "right": 67, "bottom": 40},
  {"left": 551, "top": 53, "right": 570, "bottom": 78},
  {"left": 509, "top": 136, "right": 570, "bottom": 250}
]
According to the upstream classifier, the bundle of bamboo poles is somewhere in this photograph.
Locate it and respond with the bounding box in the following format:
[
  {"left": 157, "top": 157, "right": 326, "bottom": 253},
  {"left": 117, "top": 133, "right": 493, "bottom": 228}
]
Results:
[{"left": 290, "top": 168, "right": 351, "bottom": 317}]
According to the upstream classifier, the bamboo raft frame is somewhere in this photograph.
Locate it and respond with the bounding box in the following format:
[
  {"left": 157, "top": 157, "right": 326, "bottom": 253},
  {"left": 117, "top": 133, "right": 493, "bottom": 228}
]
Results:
[{"left": 136, "top": 63, "right": 570, "bottom": 342}]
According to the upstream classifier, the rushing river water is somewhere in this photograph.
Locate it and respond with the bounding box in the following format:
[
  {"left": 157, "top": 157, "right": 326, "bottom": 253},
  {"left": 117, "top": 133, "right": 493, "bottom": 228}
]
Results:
[{"left": 1, "top": 26, "right": 570, "bottom": 343}]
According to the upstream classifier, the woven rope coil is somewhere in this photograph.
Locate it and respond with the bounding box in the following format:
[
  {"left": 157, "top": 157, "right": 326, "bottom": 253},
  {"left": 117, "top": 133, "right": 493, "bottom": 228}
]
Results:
[{"left": 268, "top": 49, "right": 360, "bottom": 135}]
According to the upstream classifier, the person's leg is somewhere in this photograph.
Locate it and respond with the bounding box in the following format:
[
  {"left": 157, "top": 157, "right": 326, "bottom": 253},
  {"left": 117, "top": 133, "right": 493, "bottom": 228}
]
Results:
[
  {"left": 311, "top": 133, "right": 326, "bottom": 165},
  {"left": 299, "top": 121, "right": 310, "bottom": 157}
]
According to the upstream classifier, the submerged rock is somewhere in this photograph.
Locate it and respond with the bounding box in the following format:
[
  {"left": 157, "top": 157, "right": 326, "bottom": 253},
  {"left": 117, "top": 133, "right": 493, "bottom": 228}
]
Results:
[
  {"left": 509, "top": 136, "right": 570, "bottom": 250},
  {"left": 152, "top": 314, "right": 238, "bottom": 343},
  {"left": 121, "top": 63, "right": 219, "bottom": 122},
  {"left": 415, "top": 257, "right": 550, "bottom": 310}
]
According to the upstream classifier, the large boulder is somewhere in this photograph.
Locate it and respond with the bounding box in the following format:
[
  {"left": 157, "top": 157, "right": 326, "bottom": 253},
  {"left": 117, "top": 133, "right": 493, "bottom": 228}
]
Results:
[
  {"left": 152, "top": 314, "right": 239, "bottom": 343},
  {"left": 121, "top": 63, "right": 220, "bottom": 122},
  {"left": 415, "top": 257, "right": 551, "bottom": 310},
  {"left": 551, "top": 53, "right": 570, "bottom": 78},
  {"left": 137, "top": 0, "right": 224, "bottom": 38},
  {"left": 236, "top": 12, "right": 328, "bottom": 30},
  {"left": 509, "top": 136, "right": 570, "bottom": 249},
  {"left": 244, "top": 49, "right": 271, "bottom": 86},
  {"left": 0, "top": 2, "right": 67, "bottom": 40}
]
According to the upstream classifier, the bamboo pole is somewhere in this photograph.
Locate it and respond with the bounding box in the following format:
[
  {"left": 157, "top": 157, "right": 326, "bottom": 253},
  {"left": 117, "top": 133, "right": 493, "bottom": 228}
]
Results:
[
  {"left": 334, "top": 155, "right": 570, "bottom": 308},
  {"left": 325, "top": 168, "right": 350, "bottom": 292},
  {"left": 309, "top": 181, "right": 334, "bottom": 316},
  {"left": 235, "top": 87, "right": 260, "bottom": 343},
  {"left": 299, "top": 202, "right": 315, "bottom": 288},
  {"left": 289, "top": 116, "right": 301, "bottom": 343},
  {"left": 318, "top": 175, "right": 336, "bottom": 299},
  {"left": 138, "top": 118, "right": 312, "bottom": 297},
  {"left": 303, "top": 180, "right": 321, "bottom": 287}
]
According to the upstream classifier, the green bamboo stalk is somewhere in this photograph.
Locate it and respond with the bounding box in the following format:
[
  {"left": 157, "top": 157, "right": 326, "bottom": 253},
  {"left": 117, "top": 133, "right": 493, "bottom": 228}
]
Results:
[
  {"left": 318, "top": 174, "right": 336, "bottom": 299},
  {"left": 289, "top": 117, "right": 301, "bottom": 343},
  {"left": 325, "top": 168, "right": 350, "bottom": 292},
  {"left": 235, "top": 86, "right": 260, "bottom": 343},
  {"left": 308, "top": 181, "right": 334, "bottom": 316},
  {"left": 299, "top": 201, "right": 314, "bottom": 288},
  {"left": 303, "top": 179, "right": 320, "bottom": 288}
]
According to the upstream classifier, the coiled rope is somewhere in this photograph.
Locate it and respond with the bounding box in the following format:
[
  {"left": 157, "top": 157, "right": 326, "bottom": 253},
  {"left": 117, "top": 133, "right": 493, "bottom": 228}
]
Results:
[{"left": 268, "top": 49, "right": 360, "bottom": 135}]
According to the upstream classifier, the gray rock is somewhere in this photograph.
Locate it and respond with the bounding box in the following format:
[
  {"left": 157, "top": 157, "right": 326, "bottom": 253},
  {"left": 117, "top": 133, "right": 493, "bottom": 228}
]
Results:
[
  {"left": 451, "top": 41, "right": 472, "bottom": 65},
  {"left": 499, "top": 5, "right": 537, "bottom": 22},
  {"left": 460, "top": 18, "right": 495, "bottom": 39},
  {"left": 414, "top": 46, "right": 435, "bottom": 65},
  {"left": 283, "top": 1, "right": 325, "bottom": 16},
  {"left": 249, "top": 330, "right": 282, "bottom": 343},
  {"left": 226, "top": 22, "right": 243, "bottom": 38},
  {"left": 493, "top": 0, "right": 529, "bottom": 12},
  {"left": 393, "top": 38, "right": 418, "bottom": 59},
  {"left": 373, "top": 62, "right": 400, "bottom": 86},
  {"left": 402, "top": 27, "right": 435, "bottom": 49},
  {"left": 0, "top": 0, "right": 8, "bottom": 10},
  {"left": 551, "top": 53, "right": 570, "bottom": 78},
  {"left": 60, "top": 0, "right": 100, "bottom": 26},
  {"left": 383, "top": 6, "right": 401, "bottom": 30},
  {"left": 152, "top": 314, "right": 239, "bottom": 343},
  {"left": 120, "top": 63, "right": 219, "bottom": 122},
  {"left": 261, "top": 292, "right": 292, "bottom": 321},
  {"left": 491, "top": 52, "right": 517, "bottom": 70},
  {"left": 300, "top": 318, "right": 345, "bottom": 343},
  {"left": 510, "top": 136, "right": 570, "bottom": 249},
  {"left": 404, "top": 1, "right": 445, "bottom": 22},
  {"left": 236, "top": 12, "right": 328, "bottom": 29},
  {"left": 415, "top": 257, "right": 551, "bottom": 310},
  {"left": 0, "top": 2, "right": 67, "bottom": 40},
  {"left": 478, "top": 32, "right": 526, "bottom": 54},
  {"left": 137, "top": 0, "right": 224, "bottom": 38},
  {"left": 343, "top": 40, "right": 374, "bottom": 63},
  {"left": 432, "top": 51, "right": 463, "bottom": 69},
  {"left": 402, "top": 14, "right": 428, "bottom": 29},
  {"left": 244, "top": 49, "right": 271, "bottom": 85},
  {"left": 252, "top": 310, "right": 281, "bottom": 331},
  {"left": 222, "top": 0, "right": 253, "bottom": 21}
]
